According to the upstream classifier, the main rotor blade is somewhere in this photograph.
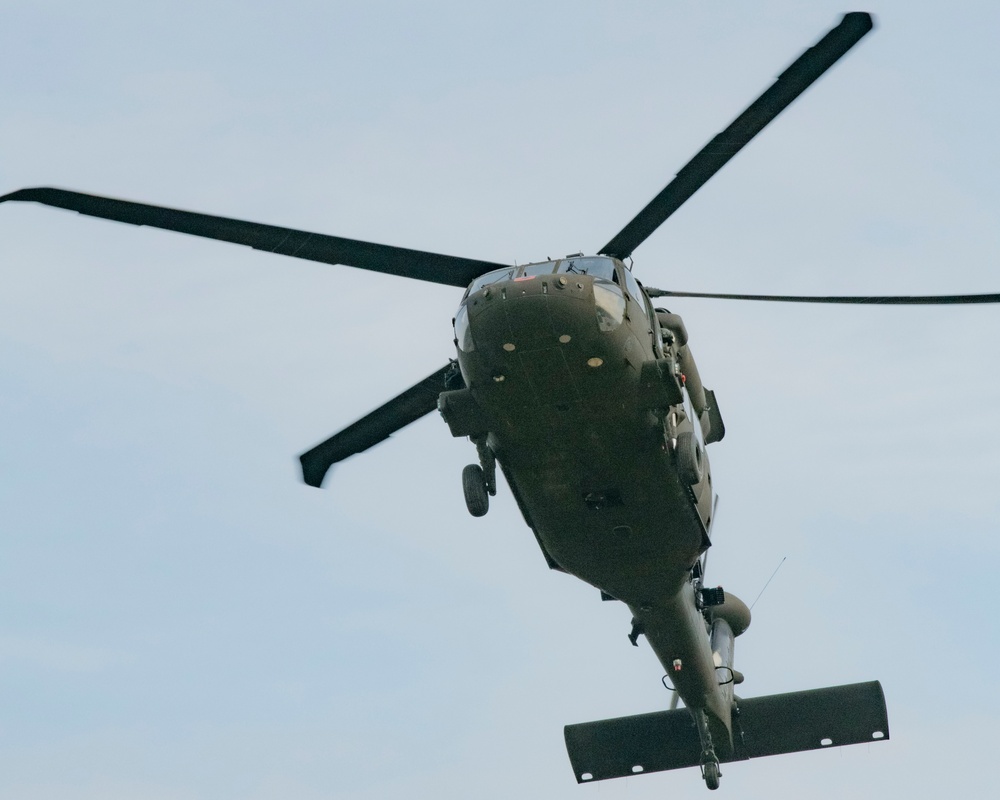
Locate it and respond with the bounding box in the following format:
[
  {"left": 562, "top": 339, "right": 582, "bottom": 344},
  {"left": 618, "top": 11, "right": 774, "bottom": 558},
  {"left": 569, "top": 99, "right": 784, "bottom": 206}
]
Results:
[
  {"left": 299, "top": 362, "right": 462, "bottom": 488},
  {"left": 599, "top": 12, "right": 874, "bottom": 260},
  {"left": 645, "top": 288, "right": 1000, "bottom": 305},
  {"left": 0, "top": 187, "right": 507, "bottom": 288}
]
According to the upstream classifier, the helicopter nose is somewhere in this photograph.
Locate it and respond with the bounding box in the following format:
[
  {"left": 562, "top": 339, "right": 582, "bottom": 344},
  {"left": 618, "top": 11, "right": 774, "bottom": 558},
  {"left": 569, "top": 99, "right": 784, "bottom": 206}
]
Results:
[
  {"left": 467, "top": 274, "right": 595, "bottom": 353},
  {"left": 455, "top": 273, "right": 641, "bottom": 429}
]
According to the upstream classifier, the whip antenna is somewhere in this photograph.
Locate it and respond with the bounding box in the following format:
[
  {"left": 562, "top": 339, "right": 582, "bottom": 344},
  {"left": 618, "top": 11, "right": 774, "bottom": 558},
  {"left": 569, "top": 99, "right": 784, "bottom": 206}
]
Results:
[{"left": 750, "top": 557, "right": 786, "bottom": 611}]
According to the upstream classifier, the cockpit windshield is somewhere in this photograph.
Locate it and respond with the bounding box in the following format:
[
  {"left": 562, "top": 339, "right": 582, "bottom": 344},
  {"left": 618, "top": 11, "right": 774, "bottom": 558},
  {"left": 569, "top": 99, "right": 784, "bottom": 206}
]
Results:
[
  {"left": 465, "top": 256, "right": 619, "bottom": 297},
  {"left": 554, "top": 256, "right": 617, "bottom": 282},
  {"left": 467, "top": 266, "right": 516, "bottom": 295},
  {"left": 520, "top": 262, "right": 557, "bottom": 278}
]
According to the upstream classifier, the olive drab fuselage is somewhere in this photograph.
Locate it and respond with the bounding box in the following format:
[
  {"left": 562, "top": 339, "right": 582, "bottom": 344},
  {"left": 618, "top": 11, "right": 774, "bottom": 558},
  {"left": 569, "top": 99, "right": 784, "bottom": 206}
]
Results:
[
  {"left": 441, "top": 255, "right": 735, "bottom": 746},
  {"left": 0, "top": 13, "right": 893, "bottom": 789}
]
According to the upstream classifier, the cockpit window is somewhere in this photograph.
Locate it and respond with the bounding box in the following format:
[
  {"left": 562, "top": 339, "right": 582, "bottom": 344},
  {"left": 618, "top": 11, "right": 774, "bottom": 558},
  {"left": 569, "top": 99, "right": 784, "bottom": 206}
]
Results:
[
  {"left": 621, "top": 265, "right": 645, "bottom": 306},
  {"left": 520, "top": 262, "right": 557, "bottom": 278},
  {"left": 555, "top": 257, "right": 616, "bottom": 282},
  {"left": 468, "top": 266, "right": 516, "bottom": 295},
  {"left": 467, "top": 257, "right": 620, "bottom": 296}
]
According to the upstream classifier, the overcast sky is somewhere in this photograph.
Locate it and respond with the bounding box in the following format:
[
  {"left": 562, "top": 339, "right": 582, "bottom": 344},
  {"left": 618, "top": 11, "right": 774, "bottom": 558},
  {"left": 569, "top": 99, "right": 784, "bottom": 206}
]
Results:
[{"left": 2, "top": 2, "right": 999, "bottom": 798}]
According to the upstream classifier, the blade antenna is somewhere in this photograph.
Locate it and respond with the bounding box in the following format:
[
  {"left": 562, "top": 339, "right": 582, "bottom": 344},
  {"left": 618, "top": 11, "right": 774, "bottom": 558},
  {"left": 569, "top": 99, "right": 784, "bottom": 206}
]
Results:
[{"left": 599, "top": 12, "right": 874, "bottom": 260}]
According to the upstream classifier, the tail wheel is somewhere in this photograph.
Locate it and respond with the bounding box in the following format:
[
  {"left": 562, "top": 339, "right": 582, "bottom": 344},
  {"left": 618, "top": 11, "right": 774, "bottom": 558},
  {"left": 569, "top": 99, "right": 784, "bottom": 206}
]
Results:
[
  {"left": 676, "top": 431, "right": 704, "bottom": 485},
  {"left": 702, "top": 760, "right": 721, "bottom": 790},
  {"left": 462, "top": 464, "right": 489, "bottom": 517}
]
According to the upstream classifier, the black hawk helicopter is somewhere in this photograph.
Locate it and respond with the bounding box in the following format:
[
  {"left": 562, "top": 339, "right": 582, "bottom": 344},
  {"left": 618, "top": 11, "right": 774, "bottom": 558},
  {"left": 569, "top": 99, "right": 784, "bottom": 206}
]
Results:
[{"left": 5, "top": 11, "right": 999, "bottom": 792}]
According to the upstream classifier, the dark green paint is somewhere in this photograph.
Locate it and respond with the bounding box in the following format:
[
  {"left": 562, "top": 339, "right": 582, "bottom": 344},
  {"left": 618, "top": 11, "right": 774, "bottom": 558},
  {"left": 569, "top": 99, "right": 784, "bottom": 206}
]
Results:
[{"left": 1, "top": 11, "right": 926, "bottom": 791}]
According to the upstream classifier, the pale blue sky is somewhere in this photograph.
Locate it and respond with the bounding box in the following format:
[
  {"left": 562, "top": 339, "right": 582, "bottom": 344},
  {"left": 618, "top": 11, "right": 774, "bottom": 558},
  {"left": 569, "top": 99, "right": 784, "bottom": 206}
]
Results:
[{"left": 2, "top": 2, "right": 999, "bottom": 797}]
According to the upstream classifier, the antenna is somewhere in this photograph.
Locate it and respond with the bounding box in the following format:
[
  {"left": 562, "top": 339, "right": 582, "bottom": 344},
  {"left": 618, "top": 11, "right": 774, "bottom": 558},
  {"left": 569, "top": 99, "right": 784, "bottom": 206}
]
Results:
[
  {"left": 699, "top": 495, "right": 721, "bottom": 578},
  {"left": 750, "top": 557, "right": 786, "bottom": 611}
]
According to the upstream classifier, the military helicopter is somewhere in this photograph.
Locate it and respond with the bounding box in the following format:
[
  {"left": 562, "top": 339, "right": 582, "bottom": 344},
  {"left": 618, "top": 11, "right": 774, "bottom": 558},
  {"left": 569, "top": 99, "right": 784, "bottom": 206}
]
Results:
[{"left": 5, "top": 11, "right": 1000, "bottom": 792}]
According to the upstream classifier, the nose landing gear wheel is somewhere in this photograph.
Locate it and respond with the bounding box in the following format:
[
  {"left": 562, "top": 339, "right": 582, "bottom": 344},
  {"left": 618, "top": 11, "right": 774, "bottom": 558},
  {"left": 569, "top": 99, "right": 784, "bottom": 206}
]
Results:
[{"left": 462, "top": 464, "right": 489, "bottom": 517}]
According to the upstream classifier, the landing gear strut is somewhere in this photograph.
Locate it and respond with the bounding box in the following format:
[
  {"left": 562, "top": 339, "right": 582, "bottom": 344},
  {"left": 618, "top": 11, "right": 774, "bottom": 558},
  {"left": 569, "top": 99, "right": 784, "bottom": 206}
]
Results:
[
  {"left": 462, "top": 436, "right": 496, "bottom": 517},
  {"left": 694, "top": 709, "right": 722, "bottom": 791}
]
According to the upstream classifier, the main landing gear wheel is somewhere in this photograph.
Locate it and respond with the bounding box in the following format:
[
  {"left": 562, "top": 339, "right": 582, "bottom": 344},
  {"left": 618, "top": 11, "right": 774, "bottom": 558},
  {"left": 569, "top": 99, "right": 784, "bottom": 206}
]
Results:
[
  {"left": 702, "top": 760, "right": 721, "bottom": 791},
  {"left": 676, "top": 431, "right": 704, "bottom": 485},
  {"left": 462, "top": 464, "right": 489, "bottom": 517}
]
